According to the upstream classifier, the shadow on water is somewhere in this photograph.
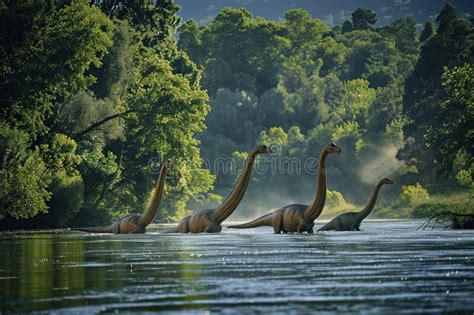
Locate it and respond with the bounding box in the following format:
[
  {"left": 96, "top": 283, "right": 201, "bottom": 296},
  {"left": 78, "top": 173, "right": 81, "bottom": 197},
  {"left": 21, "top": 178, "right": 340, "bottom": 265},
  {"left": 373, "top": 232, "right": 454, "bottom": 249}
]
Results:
[{"left": 1, "top": 220, "right": 474, "bottom": 314}]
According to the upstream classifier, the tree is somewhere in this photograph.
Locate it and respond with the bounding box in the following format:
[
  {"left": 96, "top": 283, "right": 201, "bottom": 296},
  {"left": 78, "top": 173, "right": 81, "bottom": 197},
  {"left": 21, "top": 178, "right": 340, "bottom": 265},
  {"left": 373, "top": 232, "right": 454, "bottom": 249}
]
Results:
[
  {"left": 0, "top": 125, "right": 51, "bottom": 219},
  {"left": 186, "top": 8, "right": 287, "bottom": 96},
  {"left": 0, "top": 0, "right": 216, "bottom": 228},
  {"left": 342, "top": 20, "right": 353, "bottom": 33},
  {"left": 0, "top": 0, "right": 112, "bottom": 225},
  {"left": 426, "top": 65, "right": 473, "bottom": 175},
  {"left": 436, "top": 4, "right": 458, "bottom": 34},
  {"left": 338, "top": 30, "right": 404, "bottom": 87},
  {"left": 0, "top": 0, "right": 114, "bottom": 137},
  {"left": 419, "top": 21, "right": 435, "bottom": 42},
  {"left": 117, "top": 54, "right": 213, "bottom": 220},
  {"left": 351, "top": 8, "right": 377, "bottom": 30},
  {"left": 401, "top": 4, "right": 473, "bottom": 181},
  {"left": 92, "top": 0, "right": 180, "bottom": 49},
  {"left": 178, "top": 20, "right": 208, "bottom": 66}
]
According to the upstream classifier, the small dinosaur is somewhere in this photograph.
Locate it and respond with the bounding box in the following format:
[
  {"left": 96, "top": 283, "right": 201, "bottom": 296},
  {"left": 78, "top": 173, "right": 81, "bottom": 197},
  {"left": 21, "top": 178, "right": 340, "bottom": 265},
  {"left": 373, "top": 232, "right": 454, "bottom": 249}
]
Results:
[
  {"left": 172, "top": 145, "right": 272, "bottom": 233},
  {"left": 318, "top": 177, "right": 393, "bottom": 231},
  {"left": 73, "top": 159, "right": 171, "bottom": 234},
  {"left": 228, "top": 143, "right": 341, "bottom": 233}
]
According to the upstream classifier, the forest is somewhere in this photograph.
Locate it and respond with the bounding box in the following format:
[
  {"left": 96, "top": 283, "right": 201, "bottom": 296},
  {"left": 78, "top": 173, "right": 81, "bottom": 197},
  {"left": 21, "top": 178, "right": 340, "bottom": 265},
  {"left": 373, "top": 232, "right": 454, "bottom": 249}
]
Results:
[{"left": 0, "top": 0, "right": 472, "bottom": 229}]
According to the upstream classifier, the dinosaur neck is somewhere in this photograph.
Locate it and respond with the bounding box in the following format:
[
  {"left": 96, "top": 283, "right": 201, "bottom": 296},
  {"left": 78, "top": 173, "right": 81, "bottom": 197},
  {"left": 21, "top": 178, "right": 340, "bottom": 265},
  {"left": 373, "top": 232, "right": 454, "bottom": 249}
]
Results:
[
  {"left": 139, "top": 165, "right": 167, "bottom": 227},
  {"left": 356, "top": 181, "right": 384, "bottom": 221},
  {"left": 213, "top": 150, "right": 258, "bottom": 223},
  {"left": 304, "top": 150, "right": 328, "bottom": 220}
]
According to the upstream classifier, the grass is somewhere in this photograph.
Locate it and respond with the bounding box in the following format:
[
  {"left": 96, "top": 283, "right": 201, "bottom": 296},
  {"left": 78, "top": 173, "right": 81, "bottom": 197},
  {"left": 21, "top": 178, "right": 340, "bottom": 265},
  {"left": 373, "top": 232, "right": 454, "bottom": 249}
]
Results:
[{"left": 372, "top": 191, "right": 474, "bottom": 228}]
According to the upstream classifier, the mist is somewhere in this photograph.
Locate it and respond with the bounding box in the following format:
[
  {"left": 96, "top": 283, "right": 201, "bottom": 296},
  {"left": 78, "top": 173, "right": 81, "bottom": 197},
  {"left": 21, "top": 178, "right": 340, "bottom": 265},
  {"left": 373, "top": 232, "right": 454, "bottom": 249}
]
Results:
[{"left": 357, "top": 144, "right": 402, "bottom": 185}]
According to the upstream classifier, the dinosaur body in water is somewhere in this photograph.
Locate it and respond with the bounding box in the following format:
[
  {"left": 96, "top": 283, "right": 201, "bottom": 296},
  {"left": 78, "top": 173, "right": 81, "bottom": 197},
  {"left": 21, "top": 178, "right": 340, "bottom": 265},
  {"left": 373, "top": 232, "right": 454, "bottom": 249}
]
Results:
[
  {"left": 173, "top": 145, "right": 272, "bottom": 233},
  {"left": 73, "top": 160, "right": 171, "bottom": 234},
  {"left": 318, "top": 178, "right": 393, "bottom": 231},
  {"left": 228, "top": 143, "right": 341, "bottom": 234}
]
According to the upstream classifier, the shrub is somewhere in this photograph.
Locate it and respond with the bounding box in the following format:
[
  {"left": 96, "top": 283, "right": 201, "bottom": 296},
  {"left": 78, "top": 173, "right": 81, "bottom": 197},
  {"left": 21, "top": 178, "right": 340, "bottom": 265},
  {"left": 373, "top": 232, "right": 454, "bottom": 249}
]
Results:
[
  {"left": 400, "top": 183, "right": 429, "bottom": 205},
  {"left": 327, "top": 190, "right": 347, "bottom": 208}
]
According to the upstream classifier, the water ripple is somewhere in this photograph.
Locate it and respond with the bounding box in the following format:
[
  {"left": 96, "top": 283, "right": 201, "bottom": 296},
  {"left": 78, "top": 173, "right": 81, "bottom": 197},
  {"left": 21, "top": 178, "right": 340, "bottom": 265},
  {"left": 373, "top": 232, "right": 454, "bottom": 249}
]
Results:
[{"left": 0, "top": 220, "right": 473, "bottom": 314}]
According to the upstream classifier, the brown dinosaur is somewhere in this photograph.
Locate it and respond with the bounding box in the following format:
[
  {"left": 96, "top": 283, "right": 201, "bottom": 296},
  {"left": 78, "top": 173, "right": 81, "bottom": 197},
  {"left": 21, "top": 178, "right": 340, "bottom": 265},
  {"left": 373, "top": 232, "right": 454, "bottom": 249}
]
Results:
[
  {"left": 318, "top": 178, "right": 393, "bottom": 231},
  {"left": 228, "top": 143, "right": 341, "bottom": 234},
  {"left": 172, "top": 145, "right": 272, "bottom": 233},
  {"left": 73, "top": 159, "right": 171, "bottom": 234}
]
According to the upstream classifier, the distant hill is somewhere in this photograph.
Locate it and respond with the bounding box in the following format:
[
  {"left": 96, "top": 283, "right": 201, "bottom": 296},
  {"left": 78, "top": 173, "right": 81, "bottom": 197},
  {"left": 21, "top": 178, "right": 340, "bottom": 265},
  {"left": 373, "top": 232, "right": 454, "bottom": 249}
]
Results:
[{"left": 175, "top": 0, "right": 472, "bottom": 27}]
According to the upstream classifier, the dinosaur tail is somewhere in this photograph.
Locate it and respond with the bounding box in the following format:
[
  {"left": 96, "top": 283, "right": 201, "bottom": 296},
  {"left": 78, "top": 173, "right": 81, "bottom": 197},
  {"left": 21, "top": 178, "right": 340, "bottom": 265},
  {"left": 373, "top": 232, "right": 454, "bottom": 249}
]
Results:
[
  {"left": 72, "top": 226, "right": 114, "bottom": 233},
  {"left": 317, "top": 222, "right": 333, "bottom": 232},
  {"left": 227, "top": 213, "right": 273, "bottom": 229}
]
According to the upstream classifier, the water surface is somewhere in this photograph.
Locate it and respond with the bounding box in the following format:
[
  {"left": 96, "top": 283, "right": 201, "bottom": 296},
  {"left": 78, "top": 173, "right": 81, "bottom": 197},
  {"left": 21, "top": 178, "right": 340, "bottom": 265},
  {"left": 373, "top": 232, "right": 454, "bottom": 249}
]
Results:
[{"left": 1, "top": 220, "right": 473, "bottom": 314}]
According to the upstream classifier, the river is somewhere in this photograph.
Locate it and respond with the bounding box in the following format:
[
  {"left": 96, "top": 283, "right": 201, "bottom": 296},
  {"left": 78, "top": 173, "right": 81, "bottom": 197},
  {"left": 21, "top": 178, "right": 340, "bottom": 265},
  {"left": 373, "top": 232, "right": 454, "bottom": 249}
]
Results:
[{"left": 1, "top": 220, "right": 473, "bottom": 314}]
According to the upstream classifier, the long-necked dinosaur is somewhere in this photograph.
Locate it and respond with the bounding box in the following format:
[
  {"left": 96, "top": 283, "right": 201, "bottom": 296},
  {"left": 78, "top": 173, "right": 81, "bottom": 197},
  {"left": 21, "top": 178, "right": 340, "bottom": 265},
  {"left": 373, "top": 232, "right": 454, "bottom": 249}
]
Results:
[
  {"left": 318, "top": 177, "right": 393, "bottom": 231},
  {"left": 172, "top": 145, "right": 272, "bottom": 233},
  {"left": 228, "top": 143, "right": 341, "bottom": 233},
  {"left": 73, "top": 159, "right": 171, "bottom": 234}
]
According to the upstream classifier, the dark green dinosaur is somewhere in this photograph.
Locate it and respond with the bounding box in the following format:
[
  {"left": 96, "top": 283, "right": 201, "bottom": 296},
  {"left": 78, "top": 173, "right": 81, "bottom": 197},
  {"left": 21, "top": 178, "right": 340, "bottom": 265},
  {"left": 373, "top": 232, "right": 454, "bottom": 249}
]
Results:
[{"left": 318, "top": 177, "right": 393, "bottom": 231}]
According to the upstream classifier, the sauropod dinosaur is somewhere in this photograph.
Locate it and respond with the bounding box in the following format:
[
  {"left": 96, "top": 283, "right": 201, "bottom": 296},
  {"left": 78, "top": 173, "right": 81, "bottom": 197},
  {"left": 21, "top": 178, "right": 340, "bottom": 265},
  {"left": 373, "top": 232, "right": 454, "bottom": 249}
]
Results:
[
  {"left": 73, "top": 159, "right": 171, "bottom": 234},
  {"left": 318, "top": 177, "right": 393, "bottom": 231},
  {"left": 172, "top": 145, "right": 272, "bottom": 233},
  {"left": 228, "top": 143, "right": 341, "bottom": 233}
]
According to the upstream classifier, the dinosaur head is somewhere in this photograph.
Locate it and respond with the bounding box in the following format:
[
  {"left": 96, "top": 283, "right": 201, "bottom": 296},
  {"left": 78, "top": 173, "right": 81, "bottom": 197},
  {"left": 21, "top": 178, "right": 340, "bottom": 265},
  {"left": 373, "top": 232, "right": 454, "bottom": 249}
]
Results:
[
  {"left": 255, "top": 144, "right": 273, "bottom": 154},
  {"left": 381, "top": 177, "right": 393, "bottom": 185},
  {"left": 326, "top": 142, "right": 342, "bottom": 154}
]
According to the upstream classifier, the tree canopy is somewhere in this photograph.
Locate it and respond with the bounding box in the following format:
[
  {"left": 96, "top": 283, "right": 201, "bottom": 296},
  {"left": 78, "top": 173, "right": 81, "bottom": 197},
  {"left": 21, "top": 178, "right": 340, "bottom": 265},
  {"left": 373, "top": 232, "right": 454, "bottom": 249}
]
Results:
[{"left": 0, "top": 2, "right": 472, "bottom": 228}]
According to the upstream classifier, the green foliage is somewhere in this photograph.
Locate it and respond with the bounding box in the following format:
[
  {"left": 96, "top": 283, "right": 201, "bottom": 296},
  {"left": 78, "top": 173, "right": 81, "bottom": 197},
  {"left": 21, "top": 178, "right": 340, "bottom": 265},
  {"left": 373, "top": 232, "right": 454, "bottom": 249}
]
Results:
[
  {"left": 337, "top": 79, "right": 377, "bottom": 122},
  {"left": 260, "top": 127, "right": 289, "bottom": 149},
  {"left": 0, "top": 125, "right": 51, "bottom": 219},
  {"left": 1, "top": 2, "right": 471, "bottom": 227},
  {"left": 425, "top": 64, "right": 474, "bottom": 175},
  {"left": 332, "top": 121, "right": 361, "bottom": 142},
  {"left": 184, "top": 7, "right": 287, "bottom": 95},
  {"left": 57, "top": 90, "right": 123, "bottom": 146},
  {"left": 0, "top": 0, "right": 114, "bottom": 136},
  {"left": 456, "top": 168, "right": 473, "bottom": 187},
  {"left": 123, "top": 54, "right": 213, "bottom": 221},
  {"left": 71, "top": 149, "right": 121, "bottom": 226},
  {"left": 400, "top": 183, "right": 430, "bottom": 205},
  {"left": 0, "top": 0, "right": 214, "bottom": 228},
  {"left": 401, "top": 4, "right": 473, "bottom": 183},
  {"left": 181, "top": 4, "right": 468, "bottom": 220},
  {"left": 91, "top": 21, "right": 136, "bottom": 101},
  {"left": 412, "top": 191, "right": 473, "bottom": 222},
  {"left": 326, "top": 190, "right": 347, "bottom": 208},
  {"left": 95, "top": 0, "right": 180, "bottom": 49},
  {"left": 342, "top": 20, "right": 353, "bottom": 33},
  {"left": 351, "top": 8, "right": 377, "bottom": 30},
  {"left": 419, "top": 22, "right": 435, "bottom": 42},
  {"left": 48, "top": 175, "right": 84, "bottom": 226},
  {"left": 41, "top": 134, "right": 82, "bottom": 176}
]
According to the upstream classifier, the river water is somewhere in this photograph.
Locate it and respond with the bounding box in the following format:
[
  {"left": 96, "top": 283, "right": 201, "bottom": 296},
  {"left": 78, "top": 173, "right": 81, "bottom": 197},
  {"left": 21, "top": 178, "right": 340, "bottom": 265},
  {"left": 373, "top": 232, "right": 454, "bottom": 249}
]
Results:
[{"left": 1, "top": 220, "right": 473, "bottom": 314}]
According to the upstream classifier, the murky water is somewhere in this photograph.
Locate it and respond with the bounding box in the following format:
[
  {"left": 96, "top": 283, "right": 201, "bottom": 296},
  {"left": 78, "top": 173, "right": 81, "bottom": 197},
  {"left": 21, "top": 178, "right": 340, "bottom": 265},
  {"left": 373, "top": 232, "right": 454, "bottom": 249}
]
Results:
[{"left": 1, "top": 220, "right": 473, "bottom": 314}]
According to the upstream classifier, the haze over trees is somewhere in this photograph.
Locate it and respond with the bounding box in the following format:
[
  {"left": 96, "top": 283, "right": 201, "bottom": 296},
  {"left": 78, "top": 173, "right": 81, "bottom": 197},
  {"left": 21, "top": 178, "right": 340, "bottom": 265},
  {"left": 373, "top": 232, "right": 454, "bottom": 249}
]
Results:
[
  {"left": 179, "top": 3, "right": 473, "bottom": 218},
  {"left": 0, "top": 1, "right": 472, "bottom": 228}
]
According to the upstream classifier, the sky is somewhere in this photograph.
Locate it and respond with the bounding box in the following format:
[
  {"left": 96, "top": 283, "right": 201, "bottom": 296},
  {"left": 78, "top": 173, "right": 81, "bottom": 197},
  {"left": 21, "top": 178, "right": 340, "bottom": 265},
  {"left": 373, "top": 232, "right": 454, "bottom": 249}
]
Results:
[{"left": 175, "top": 0, "right": 473, "bottom": 27}]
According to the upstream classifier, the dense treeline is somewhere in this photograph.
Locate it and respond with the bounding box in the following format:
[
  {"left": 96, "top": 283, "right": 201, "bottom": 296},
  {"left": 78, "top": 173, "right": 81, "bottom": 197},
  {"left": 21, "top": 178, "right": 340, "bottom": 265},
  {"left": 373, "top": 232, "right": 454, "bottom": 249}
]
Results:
[
  {"left": 0, "top": 1, "right": 472, "bottom": 229},
  {"left": 179, "top": 4, "right": 473, "bottom": 218},
  {"left": 0, "top": 0, "right": 215, "bottom": 228}
]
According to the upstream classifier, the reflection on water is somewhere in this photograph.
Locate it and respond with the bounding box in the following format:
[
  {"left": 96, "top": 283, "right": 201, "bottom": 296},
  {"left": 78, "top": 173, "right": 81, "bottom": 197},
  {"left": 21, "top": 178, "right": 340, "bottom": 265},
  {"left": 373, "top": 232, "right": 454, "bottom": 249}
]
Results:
[{"left": 1, "top": 221, "right": 473, "bottom": 314}]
